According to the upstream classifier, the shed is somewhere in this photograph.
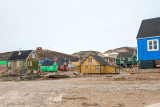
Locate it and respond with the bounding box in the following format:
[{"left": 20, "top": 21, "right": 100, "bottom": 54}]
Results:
[
  {"left": 80, "top": 55, "right": 119, "bottom": 74},
  {"left": 41, "top": 61, "right": 58, "bottom": 72},
  {"left": 116, "top": 51, "right": 137, "bottom": 67}
]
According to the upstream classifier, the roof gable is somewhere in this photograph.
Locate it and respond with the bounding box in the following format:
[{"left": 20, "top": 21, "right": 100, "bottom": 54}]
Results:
[
  {"left": 8, "top": 50, "right": 33, "bottom": 60},
  {"left": 137, "top": 17, "right": 160, "bottom": 39}
]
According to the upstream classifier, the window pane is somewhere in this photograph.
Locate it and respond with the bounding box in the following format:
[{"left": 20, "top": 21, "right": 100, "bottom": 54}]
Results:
[
  {"left": 149, "top": 41, "right": 152, "bottom": 45},
  {"left": 149, "top": 46, "right": 152, "bottom": 49},
  {"left": 154, "top": 40, "right": 157, "bottom": 45},
  {"left": 154, "top": 45, "right": 157, "bottom": 49}
]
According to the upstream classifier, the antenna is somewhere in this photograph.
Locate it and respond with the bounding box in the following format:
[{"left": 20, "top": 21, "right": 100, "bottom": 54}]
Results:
[{"left": 18, "top": 48, "right": 21, "bottom": 55}]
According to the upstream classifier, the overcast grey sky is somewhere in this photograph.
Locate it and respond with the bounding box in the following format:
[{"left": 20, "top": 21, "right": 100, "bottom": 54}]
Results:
[{"left": 0, "top": 0, "right": 160, "bottom": 54}]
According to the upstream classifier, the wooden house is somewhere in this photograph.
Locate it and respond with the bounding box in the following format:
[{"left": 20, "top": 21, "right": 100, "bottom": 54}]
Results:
[
  {"left": 0, "top": 60, "right": 7, "bottom": 74},
  {"left": 57, "top": 61, "right": 68, "bottom": 71},
  {"left": 137, "top": 17, "right": 160, "bottom": 68},
  {"left": 41, "top": 61, "right": 58, "bottom": 72},
  {"left": 7, "top": 50, "right": 39, "bottom": 75},
  {"left": 116, "top": 51, "right": 137, "bottom": 67},
  {"left": 80, "top": 55, "right": 119, "bottom": 74}
]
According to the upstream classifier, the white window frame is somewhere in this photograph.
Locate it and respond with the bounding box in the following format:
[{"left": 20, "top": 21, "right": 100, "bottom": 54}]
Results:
[
  {"left": 8, "top": 62, "right": 11, "bottom": 66},
  {"left": 128, "top": 58, "right": 132, "bottom": 61},
  {"left": 147, "top": 39, "right": 159, "bottom": 51},
  {"left": 17, "top": 61, "right": 20, "bottom": 66},
  {"left": 32, "top": 53, "right": 35, "bottom": 58},
  {"left": 28, "top": 61, "right": 32, "bottom": 66}
]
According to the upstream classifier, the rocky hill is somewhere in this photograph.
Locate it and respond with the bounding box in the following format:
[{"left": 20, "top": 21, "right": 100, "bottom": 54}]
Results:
[
  {"left": 103, "top": 47, "right": 137, "bottom": 58},
  {"left": 0, "top": 52, "right": 12, "bottom": 60},
  {"left": 72, "top": 51, "right": 104, "bottom": 58},
  {"left": 0, "top": 50, "right": 77, "bottom": 61},
  {"left": 35, "top": 50, "right": 77, "bottom": 60}
]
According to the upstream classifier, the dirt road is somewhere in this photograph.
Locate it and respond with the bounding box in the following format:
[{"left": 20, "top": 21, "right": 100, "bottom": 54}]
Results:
[{"left": 0, "top": 71, "right": 160, "bottom": 107}]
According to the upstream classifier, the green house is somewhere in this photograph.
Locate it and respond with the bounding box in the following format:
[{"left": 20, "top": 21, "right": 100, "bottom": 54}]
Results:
[
  {"left": 116, "top": 51, "right": 137, "bottom": 67},
  {"left": 41, "top": 61, "right": 58, "bottom": 72}
]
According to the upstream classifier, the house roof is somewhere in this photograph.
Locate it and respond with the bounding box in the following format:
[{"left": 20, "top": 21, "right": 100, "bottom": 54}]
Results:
[
  {"left": 91, "top": 55, "right": 110, "bottom": 66},
  {"left": 117, "top": 51, "right": 137, "bottom": 58},
  {"left": 57, "top": 61, "right": 64, "bottom": 66},
  {"left": 8, "top": 50, "right": 33, "bottom": 60},
  {"left": 137, "top": 17, "right": 160, "bottom": 39},
  {"left": 71, "top": 58, "right": 80, "bottom": 62},
  {"left": 42, "top": 61, "right": 55, "bottom": 66}
]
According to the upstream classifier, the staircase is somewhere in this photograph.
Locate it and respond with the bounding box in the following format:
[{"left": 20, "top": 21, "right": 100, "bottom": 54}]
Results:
[{"left": 122, "top": 61, "right": 127, "bottom": 68}]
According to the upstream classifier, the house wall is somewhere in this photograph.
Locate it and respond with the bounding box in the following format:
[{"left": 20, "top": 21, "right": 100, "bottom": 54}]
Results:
[
  {"left": 72, "top": 60, "right": 81, "bottom": 66},
  {"left": 137, "top": 37, "right": 160, "bottom": 61},
  {"left": 102, "top": 66, "right": 119, "bottom": 73},
  {"left": 116, "top": 56, "right": 137, "bottom": 65},
  {"left": 27, "top": 51, "right": 39, "bottom": 71},
  {"left": 81, "top": 56, "right": 100, "bottom": 73},
  {"left": 8, "top": 60, "right": 26, "bottom": 74}
]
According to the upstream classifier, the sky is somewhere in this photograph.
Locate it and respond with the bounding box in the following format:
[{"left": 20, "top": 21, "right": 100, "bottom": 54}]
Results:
[{"left": 0, "top": 0, "right": 160, "bottom": 54}]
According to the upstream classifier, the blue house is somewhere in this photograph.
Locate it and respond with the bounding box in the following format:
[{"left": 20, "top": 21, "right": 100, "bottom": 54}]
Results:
[{"left": 137, "top": 17, "right": 160, "bottom": 68}]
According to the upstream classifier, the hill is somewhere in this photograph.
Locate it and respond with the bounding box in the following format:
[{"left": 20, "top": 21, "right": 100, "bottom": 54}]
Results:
[
  {"left": 0, "top": 50, "right": 77, "bottom": 61},
  {"left": 35, "top": 49, "right": 77, "bottom": 60},
  {"left": 103, "top": 47, "right": 137, "bottom": 58},
  {"left": 0, "top": 52, "right": 12, "bottom": 60},
  {"left": 72, "top": 51, "right": 104, "bottom": 58}
]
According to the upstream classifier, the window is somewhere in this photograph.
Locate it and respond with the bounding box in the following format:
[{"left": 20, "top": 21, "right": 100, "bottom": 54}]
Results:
[
  {"left": 50, "top": 66, "right": 52, "bottom": 69},
  {"left": 147, "top": 39, "right": 159, "bottom": 51},
  {"left": 8, "top": 62, "right": 11, "bottom": 66},
  {"left": 95, "top": 65, "right": 99, "bottom": 70},
  {"left": 85, "top": 66, "right": 88, "bottom": 69},
  {"left": 17, "top": 61, "right": 20, "bottom": 66},
  {"left": 128, "top": 58, "right": 132, "bottom": 61},
  {"left": 88, "top": 58, "right": 92, "bottom": 62},
  {"left": 28, "top": 61, "right": 32, "bottom": 66},
  {"left": 32, "top": 53, "right": 35, "bottom": 58}
]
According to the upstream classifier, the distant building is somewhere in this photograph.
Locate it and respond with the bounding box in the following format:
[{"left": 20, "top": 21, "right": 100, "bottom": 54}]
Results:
[
  {"left": 116, "top": 51, "right": 137, "bottom": 68},
  {"left": 41, "top": 61, "right": 58, "bottom": 72},
  {"left": 36, "top": 47, "right": 42, "bottom": 51}
]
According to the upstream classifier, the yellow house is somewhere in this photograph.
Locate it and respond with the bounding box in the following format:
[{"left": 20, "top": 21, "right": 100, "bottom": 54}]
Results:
[
  {"left": 80, "top": 55, "right": 119, "bottom": 74},
  {"left": 71, "top": 59, "right": 81, "bottom": 66}
]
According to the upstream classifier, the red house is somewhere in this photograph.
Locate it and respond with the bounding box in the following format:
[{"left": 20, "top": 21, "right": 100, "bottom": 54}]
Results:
[{"left": 57, "top": 61, "right": 68, "bottom": 71}]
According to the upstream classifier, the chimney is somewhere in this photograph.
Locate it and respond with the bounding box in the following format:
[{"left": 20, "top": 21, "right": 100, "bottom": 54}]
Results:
[{"left": 18, "top": 48, "right": 21, "bottom": 55}]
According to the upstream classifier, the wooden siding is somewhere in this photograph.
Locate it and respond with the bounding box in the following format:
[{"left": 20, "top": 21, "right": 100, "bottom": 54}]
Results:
[
  {"left": 80, "top": 55, "right": 119, "bottom": 74},
  {"left": 27, "top": 51, "right": 39, "bottom": 70},
  {"left": 81, "top": 56, "right": 101, "bottom": 73}
]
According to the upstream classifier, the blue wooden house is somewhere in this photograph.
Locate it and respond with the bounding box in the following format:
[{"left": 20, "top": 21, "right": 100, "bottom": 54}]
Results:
[{"left": 137, "top": 17, "right": 160, "bottom": 68}]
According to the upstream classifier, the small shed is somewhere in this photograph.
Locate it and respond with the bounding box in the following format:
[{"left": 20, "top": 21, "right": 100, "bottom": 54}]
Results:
[
  {"left": 116, "top": 51, "right": 137, "bottom": 67},
  {"left": 80, "top": 55, "right": 119, "bottom": 74},
  {"left": 41, "top": 61, "right": 58, "bottom": 72}
]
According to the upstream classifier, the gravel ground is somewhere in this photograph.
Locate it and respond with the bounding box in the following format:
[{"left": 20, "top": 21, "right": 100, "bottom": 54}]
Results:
[{"left": 0, "top": 70, "right": 160, "bottom": 107}]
